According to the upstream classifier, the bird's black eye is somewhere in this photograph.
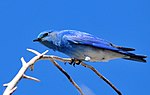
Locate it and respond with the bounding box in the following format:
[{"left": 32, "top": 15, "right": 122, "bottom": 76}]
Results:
[{"left": 43, "top": 33, "right": 49, "bottom": 37}]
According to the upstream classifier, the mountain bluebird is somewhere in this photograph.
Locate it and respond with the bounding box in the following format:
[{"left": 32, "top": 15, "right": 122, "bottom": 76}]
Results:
[{"left": 33, "top": 30, "right": 146, "bottom": 64}]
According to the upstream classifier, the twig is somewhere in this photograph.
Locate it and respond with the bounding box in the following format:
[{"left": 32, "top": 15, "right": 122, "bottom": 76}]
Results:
[
  {"left": 49, "top": 58, "right": 84, "bottom": 95},
  {"left": 80, "top": 62, "right": 122, "bottom": 95},
  {"left": 23, "top": 74, "right": 40, "bottom": 82}
]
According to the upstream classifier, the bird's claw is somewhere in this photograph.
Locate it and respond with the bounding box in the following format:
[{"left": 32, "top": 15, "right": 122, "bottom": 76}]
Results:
[{"left": 68, "top": 58, "right": 82, "bottom": 67}]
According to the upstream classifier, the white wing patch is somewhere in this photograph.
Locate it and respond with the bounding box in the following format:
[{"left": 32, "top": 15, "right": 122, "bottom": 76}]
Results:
[{"left": 85, "top": 56, "right": 91, "bottom": 61}]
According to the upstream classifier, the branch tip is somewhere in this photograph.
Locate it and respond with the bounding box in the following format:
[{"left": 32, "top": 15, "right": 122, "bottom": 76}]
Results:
[
  {"left": 42, "top": 50, "right": 49, "bottom": 55},
  {"left": 21, "top": 57, "right": 26, "bottom": 65},
  {"left": 10, "top": 86, "right": 17, "bottom": 94},
  {"left": 23, "top": 74, "right": 40, "bottom": 82},
  {"left": 27, "top": 48, "right": 41, "bottom": 55},
  {"left": 3, "top": 83, "right": 9, "bottom": 87}
]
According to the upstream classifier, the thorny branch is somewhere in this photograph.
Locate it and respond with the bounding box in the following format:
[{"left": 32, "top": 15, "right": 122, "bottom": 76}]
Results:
[{"left": 3, "top": 48, "right": 122, "bottom": 95}]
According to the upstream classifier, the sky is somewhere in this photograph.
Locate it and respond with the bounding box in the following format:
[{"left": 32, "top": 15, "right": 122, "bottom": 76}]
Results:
[{"left": 0, "top": 0, "right": 150, "bottom": 95}]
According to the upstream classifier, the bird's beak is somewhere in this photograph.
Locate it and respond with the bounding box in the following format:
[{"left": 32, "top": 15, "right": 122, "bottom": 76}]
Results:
[{"left": 33, "top": 38, "right": 41, "bottom": 42}]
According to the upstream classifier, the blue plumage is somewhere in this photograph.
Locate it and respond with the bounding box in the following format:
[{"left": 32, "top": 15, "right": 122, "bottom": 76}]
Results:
[{"left": 33, "top": 30, "right": 147, "bottom": 62}]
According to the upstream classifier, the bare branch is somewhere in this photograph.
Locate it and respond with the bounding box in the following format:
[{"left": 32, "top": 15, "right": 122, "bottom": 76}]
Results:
[
  {"left": 27, "top": 48, "right": 48, "bottom": 56},
  {"left": 49, "top": 58, "right": 84, "bottom": 95},
  {"left": 23, "top": 74, "right": 40, "bottom": 82},
  {"left": 3, "top": 83, "right": 9, "bottom": 87},
  {"left": 3, "top": 49, "right": 83, "bottom": 95},
  {"left": 80, "top": 62, "right": 122, "bottom": 95},
  {"left": 9, "top": 86, "right": 17, "bottom": 94},
  {"left": 21, "top": 57, "right": 26, "bottom": 66},
  {"left": 3, "top": 49, "right": 48, "bottom": 95},
  {"left": 27, "top": 48, "right": 41, "bottom": 55}
]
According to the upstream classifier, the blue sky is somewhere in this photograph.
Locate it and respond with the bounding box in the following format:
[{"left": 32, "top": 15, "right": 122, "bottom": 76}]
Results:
[{"left": 0, "top": 0, "right": 150, "bottom": 95}]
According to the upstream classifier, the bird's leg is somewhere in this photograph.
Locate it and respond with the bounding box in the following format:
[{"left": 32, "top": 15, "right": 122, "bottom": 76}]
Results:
[
  {"left": 64, "top": 58, "right": 74, "bottom": 65},
  {"left": 69, "top": 58, "right": 82, "bottom": 66},
  {"left": 69, "top": 58, "right": 75, "bottom": 65},
  {"left": 74, "top": 60, "right": 82, "bottom": 65}
]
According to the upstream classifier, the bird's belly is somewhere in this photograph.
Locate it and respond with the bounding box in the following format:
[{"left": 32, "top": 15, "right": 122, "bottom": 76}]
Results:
[
  {"left": 63, "top": 45, "right": 124, "bottom": 62},
  {"left": 84, "top": 49, "right": 124, "bottom": 62}
]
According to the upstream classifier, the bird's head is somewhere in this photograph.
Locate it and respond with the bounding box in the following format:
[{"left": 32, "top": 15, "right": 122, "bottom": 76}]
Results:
[
  {"left": 33, "top": 30, "right": 60, "bottom": 50},
  {"left": 33, "top": 30, "right": 54, "bottom": 42}
]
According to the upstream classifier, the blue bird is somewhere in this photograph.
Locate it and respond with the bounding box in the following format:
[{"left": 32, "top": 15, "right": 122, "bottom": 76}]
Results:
[{"left": 33, "top": 30, "right": 147, "bottom": 64}]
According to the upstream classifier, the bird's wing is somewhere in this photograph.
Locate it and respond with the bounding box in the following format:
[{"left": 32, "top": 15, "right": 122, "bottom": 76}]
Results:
[
  {"left": 63, "top": 31, "right": 135, "bottom": 52},
  {"left": 64, "top": 33, "right": 119, "bottom": 51}
]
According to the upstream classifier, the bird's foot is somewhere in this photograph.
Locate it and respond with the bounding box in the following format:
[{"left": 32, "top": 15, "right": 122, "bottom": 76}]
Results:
[{"left": 68, "top": 58, "right": 82, "bottom": 67}]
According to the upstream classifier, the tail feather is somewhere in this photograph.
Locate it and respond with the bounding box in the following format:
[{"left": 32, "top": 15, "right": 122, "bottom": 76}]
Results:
[{"left": 123, "top": 54, "right": 147, "bottom": 63}]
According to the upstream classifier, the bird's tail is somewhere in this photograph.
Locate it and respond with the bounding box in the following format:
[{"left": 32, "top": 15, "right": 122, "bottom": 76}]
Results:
[{"left": 123, "top": 53, "right": 147, "bottom": 63}]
